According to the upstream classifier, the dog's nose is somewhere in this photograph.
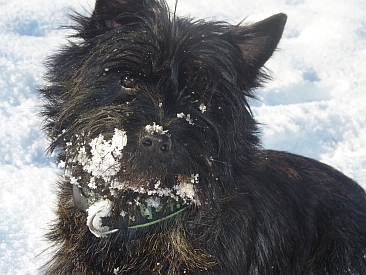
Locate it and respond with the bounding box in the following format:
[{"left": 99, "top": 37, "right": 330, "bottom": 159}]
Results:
[{"left": 140, "top": 133, "right": 172, "bottom": 154}]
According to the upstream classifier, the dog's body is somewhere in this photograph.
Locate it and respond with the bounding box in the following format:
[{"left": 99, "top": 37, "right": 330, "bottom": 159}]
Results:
[{"left": 40, "top": 0, "right": 366, "bottom": 274}]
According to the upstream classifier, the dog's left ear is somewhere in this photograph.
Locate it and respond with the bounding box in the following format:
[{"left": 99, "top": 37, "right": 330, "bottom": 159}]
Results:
[{"left": 224, "top": 13, "right": 287, "bottom": 70}]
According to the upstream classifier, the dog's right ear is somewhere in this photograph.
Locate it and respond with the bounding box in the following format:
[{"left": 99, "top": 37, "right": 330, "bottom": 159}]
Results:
[{"left": 89, "top": 0, "right": 145, "bottom": 29}]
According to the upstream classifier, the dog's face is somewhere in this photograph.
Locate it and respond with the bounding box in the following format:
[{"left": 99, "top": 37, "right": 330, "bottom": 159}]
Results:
[{"left": 42, "top": 0, "right": 286, "bottom": 239}]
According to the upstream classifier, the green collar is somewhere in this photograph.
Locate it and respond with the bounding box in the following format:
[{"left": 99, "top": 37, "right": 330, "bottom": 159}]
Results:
[{"left": 128, "top": 206, "right": 189, "bottom": 229}]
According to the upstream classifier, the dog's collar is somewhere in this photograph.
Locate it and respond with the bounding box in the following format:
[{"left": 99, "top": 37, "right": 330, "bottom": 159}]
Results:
[
  {"left": 74, "top": 185, "right": 190, "bottom": 234},
  {"left": 128, "top": 205, "right": 189, "bottom": 229},
  {"left": 87, "top": 204, "right": 189, "bottom": 237}
]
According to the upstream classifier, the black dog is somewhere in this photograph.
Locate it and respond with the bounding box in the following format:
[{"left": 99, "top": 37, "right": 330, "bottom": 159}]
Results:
[{"left": 40, "top": 0, "right": 366, "bottom": 274}]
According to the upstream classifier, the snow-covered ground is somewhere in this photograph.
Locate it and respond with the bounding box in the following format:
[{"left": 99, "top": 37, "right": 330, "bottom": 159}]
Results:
[{"left": 0, "top": 0, "right": 365, "bottom": 273}]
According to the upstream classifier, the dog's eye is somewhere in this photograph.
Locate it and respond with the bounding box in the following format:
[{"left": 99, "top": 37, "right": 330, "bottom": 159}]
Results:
[{"left": 121, "top": 76, "right": 138, "bottom": 89}]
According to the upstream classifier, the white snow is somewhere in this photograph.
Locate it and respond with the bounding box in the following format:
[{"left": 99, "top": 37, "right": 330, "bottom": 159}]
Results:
[
  {"left": 68, "top": 128, "right": 127, "bottom": 184},
  {"left": 175, "top": 174, "right": 200, "bottom": 205},
  {"left": 176, "top": 112, "right": 195, "bottom": 125},
  {"left": 86, "top": 199, "right": 118, "bottom": 238},
  {"left": 1, "top": 0, "right": 366, "bottom": 273},
  {"left": 145, "top": 197, "right": 162, "bottom": 209},
  {"left": 145, "top": 122, "right": 168, "bottom": 135},
  {"left": 109, "top": 174, "right": 201, "bottom": 206},
  {"left": 199, "top": 103, "right": 207, "bottom": 113}
]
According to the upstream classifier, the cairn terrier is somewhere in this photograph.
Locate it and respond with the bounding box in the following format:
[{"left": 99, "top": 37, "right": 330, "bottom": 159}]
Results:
[{"left": 40, "top": 0, "right": 366, "bottom": 274}]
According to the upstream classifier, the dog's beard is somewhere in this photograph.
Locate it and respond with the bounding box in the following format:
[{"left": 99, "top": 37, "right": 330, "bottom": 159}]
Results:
[{"left": 62, "top": 127, "right": 203, "bottom": 237}]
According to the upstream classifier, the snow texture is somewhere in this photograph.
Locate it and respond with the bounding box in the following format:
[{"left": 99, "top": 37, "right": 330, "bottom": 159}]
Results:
[
  {"left": 1, "top": 0, "right": 366, "bottom": 273},
  {"left": 110, "top": 174, "right": 201, "bottom": 206},
  {"left": 199, "top": 103, "right": 207, "bottom": 113},
  {"left": 68, "top": 128, "right": 127, "bottom": 186},
  {"left": 86, "top": 199, "right": 117, "bottom": 238},
  {"left": 177, "top": 112, "right": 195, "bottom": 125},
  {"left": 145, "top": 122, "right": 169, "bottom": 135}
]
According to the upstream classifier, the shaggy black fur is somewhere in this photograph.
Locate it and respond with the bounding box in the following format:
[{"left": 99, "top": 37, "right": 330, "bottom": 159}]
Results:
[{"left": 40, "top": 0, "right": 366, "bottom": 274}]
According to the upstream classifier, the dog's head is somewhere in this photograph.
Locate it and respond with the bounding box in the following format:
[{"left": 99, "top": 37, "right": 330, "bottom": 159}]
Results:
[{"left": 41, "top": 0, "right": 286, "bottom": 239}]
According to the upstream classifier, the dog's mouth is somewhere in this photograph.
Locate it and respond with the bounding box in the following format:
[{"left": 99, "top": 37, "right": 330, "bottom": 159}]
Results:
[
  {"left": 84, "top": 194, "right": 190, "bottom": 238},
  {"left": 66, "top": 128, "right": 202, "bottom": 237},
  {"left": 72, "top": 174, "right": 200, "bottom": 238}
]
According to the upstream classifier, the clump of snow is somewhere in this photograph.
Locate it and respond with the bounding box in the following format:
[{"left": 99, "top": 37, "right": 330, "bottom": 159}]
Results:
[
  {"left": 68, "top": 128, "right": 127, "bottom": 186},
  {"left": 113, "top": 174, "right": 201, "bottom": 207},
  {"left": 175, "top": 174, "right": 200, "bottom": 205},
  {"left": 145, "top": 197, "right": 161, "bottom": 209},
  {"left": 177, "top": 112, "right": 195, "bottom": 125},
  {"left": 199, "top": 103, "right": 207, "bottom": 113},
  {"left": 145, "top": 122, "right": 169, "bottom": 135},
  {"left": 86, "top": 199, "right": 118, "bottom": 238}
]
